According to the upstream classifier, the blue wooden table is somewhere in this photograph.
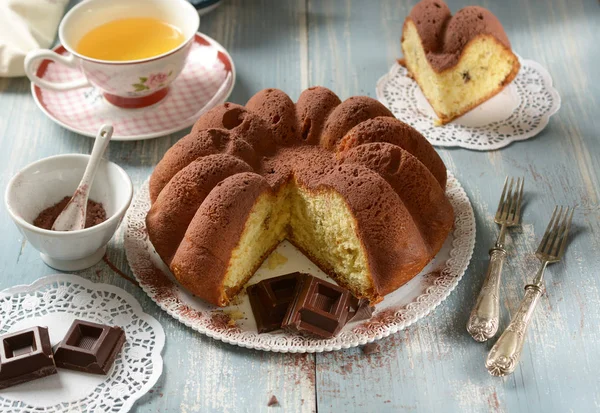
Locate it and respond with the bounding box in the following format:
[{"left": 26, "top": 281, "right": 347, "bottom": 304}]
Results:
[{"left": 1, "top": 0, "right": 599, "bottom": 411}]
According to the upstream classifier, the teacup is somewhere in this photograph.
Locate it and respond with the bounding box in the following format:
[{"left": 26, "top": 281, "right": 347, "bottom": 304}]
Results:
[{"left": 24, "top": 0, "right": 199, "bottom": 109}]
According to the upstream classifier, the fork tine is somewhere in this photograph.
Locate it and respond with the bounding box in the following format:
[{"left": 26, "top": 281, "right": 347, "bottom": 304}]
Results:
[
  {"left": 502, "top": 177, "right": 515, "bottom": 220},
  {"left": 545, "top": 206, "right": 564, "bottom": 254},
  {"left": 556, "top": 207, "right": 575, "bottom": 259},
  {"left": 495, "top": 177, "right": 509, "bottom": 220},
  {"left": 537, "top": 206, "right": 559, "bottom": 254},
  {"left": 515, "top": 177, "right": 525, "bottom": 220},
  {"left": 509, "top": 177, "right": 522, "bottom": 221},
  {"left": 550, "top": 207, "right": 569, "bottom": 256}
]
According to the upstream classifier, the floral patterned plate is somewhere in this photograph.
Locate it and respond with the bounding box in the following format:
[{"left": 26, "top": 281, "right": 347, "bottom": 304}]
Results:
[
  {"left": 30, "top": 33, "right": 235, "bottom": 141},
  {"left": 124, "top": 173, "right": 476, "bottom": 353}
]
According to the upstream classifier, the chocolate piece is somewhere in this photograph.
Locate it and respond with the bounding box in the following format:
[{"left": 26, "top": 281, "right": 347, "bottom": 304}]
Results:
[
  {"left": 281, "top": 276, "right": 355, "bottom": 339},
  {"left": 362, "top": 342, "right": 381, "bottom": 355},
  {"left": 53, "top": 320, "right": 125, "bottom": 374},
  {"left": 0, "top": 326, "right": 57, "bottom": 389},
  {"left": 267, "top": 395, "right": 279, "bottom": 406},
  {"left": 247, "top": 272, "right": 305, "bottom": 333},
  {"left": 347, "top": 297, "right": 375, "bottom": 323}
]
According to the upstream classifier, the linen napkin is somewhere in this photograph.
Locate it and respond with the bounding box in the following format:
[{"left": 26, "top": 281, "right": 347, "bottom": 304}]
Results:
[{"left": 0, "top": 0, "right": 69, "bottom": 77}]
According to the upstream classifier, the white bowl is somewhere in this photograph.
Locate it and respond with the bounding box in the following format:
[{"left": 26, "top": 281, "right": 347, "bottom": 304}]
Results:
[{"left": 5, "top": 154, "right": 133, "bottom": 271}]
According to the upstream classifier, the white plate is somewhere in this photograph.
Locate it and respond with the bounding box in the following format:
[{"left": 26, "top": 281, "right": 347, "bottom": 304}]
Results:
[
  {"left": 31, "top": 33, "right": 235, "bottom": 141},
  {"left": 0, "top": 274, "right": 165, "bottom": 413},
  {"left": 124, "top": 173, "right": 475, "bottom": 353},
  {"left": 376, "top": 56, "right": 561, "bottom": 150}
]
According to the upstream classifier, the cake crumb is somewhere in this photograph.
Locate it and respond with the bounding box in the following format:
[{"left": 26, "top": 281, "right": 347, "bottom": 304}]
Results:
[
  {"left": 209, "top": 311, "right": 240, "bottom": 331},
  {"left": 266, "top": 251, "right": 288, "bottom": 269},
  {"left": 229, "top": 293, "right": 244, "bottom": 306},
  {"left": 267, "top": 395, "right": 279, "bottom": 407},
  {"left": 362, "top": 342, "right": 380, "bottom": 355},
  {"left": 224, "top": 310, "right": 244, "bottom": 321}
]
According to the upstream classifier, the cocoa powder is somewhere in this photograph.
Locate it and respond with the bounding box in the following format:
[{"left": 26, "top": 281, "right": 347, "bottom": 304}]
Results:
[{"left": 33, "top": 196, "right": 107, "bottom": 230}]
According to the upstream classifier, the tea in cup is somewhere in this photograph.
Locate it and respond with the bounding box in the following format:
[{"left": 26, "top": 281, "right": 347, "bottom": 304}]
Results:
[
  {"left": 25, "top": 0, "right": 199, "bottom": 109},
  {"left": 76, "top": 17, "right": 186, "bottom": 62}
]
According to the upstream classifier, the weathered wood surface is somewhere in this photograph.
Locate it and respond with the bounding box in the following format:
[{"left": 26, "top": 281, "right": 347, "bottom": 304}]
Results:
[{"left": 1, "top": 0, "right": 599, "bottom": 411}]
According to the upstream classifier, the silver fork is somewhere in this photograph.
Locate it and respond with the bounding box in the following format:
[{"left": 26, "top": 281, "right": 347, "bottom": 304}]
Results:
[
  {"left": 467, "top": 177, "right": 524, "bottom": 342},
  {"left": 486, "top": 206, "right": 575, "bottom": 376}
]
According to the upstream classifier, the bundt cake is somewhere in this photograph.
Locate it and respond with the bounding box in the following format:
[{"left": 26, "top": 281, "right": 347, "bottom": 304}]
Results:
[
  {"left": 147, "top": 87, "right": 454, "bottom": 307},
  {"left": 401, "top": 0, "right": 520, "bottom": 124}
]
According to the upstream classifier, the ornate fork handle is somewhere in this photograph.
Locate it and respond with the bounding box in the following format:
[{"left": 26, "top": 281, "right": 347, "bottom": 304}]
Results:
[
  {"left": 485, "top": 284, "right": 543, "bottom": 376},
  {"left": 467, "top": 247, "right": 507, "bottom": 341}
]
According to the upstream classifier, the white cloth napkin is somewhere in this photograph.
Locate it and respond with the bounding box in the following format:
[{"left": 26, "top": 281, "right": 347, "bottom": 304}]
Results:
[{"left": 0, "top": 0, "right": 69, "bottom": 77}]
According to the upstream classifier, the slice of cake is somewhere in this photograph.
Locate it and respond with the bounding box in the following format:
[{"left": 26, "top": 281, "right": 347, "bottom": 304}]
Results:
[{"left": 401, "top": 0, "right": 520, "bottom": 124}]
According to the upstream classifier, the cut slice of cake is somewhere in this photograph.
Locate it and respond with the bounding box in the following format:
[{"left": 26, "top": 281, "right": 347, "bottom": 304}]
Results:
[{"left": 401, "top": 0, "right": 520, "bottom": 124}]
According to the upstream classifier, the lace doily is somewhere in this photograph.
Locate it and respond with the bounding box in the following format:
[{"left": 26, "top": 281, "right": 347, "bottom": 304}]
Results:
[
  {"left": 0, "top": 274, "right": 165, "bottom": 413},
  {"left": 124, "top": 173, "right": 475, "bottom": 353},
  {"left": 376, "top": 57, "right": 561, "bottom": 150}
]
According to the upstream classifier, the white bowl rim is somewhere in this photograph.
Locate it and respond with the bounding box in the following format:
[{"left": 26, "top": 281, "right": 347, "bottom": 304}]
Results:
[
  {"left": 5, "top": 154, "right": 133, "bottom": 237},
  {"left": 58, "top": 0, "right": 200, "bottom": 65}
]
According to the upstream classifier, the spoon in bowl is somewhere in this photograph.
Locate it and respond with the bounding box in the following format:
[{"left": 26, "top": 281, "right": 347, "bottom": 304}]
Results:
[{"left": 52, "top": 124, "right": 114, "bottom": 231}]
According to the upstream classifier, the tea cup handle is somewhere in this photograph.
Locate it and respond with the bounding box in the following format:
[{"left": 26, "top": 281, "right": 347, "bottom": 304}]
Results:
[{"left": 25, "top": 49, "right": 91, "bottom": 91}]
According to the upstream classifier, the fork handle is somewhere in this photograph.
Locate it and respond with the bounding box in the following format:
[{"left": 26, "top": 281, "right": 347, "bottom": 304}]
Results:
[
  {"left": 485, "top": 284, "right": 543, "bottom": 376},
  {"left": 466, "top": 247, "right": 507, "bottom": 342}
]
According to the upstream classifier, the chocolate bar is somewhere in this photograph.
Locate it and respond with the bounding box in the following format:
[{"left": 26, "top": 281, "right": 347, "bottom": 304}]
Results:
[
  {"left": 247, "top": 272, "right": 306, "bottom": 333},
  {"left": 53, "top": 320, "right": 126, "bottom": 374},
  {"left": 281, "top": 276, "right": 356, "bottom": 339},
  {"left": 0, "top": 326, "right": 57, "bottom": 389}
]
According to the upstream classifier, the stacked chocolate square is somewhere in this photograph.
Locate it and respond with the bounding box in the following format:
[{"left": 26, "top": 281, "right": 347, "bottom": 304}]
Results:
[
  {"left": 0, "top": 320, "right": 125, "bottom": 390},
  {"left": 247, "top": 272, "right": 374, "bottom": 338}
]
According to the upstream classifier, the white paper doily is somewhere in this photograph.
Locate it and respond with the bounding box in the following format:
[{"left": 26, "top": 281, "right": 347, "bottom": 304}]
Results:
[
  {"left": 124, "top": 172, "right": 475, "bottom": 353},
  {"left": 376, "top": 57, "right": 561, "bottom": 150},
  {"left": 0, "top": 274, "right": 165, "bottom": 413}
]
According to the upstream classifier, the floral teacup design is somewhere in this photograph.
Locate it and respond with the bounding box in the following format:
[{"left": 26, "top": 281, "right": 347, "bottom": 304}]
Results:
[
  {"left": 132, "top": 71, "right": 174, "bottom": 93},
  {"left": 24, "top": 0, "right": 199, "bottom": 109}
]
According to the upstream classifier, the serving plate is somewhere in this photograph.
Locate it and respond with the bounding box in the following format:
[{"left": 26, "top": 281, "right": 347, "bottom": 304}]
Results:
[{"left": 124, "top": 173, "right": 475, "bottom": 352}]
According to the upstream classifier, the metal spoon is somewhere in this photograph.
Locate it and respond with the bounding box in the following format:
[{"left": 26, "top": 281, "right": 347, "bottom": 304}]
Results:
[{"left": 52, "top": 125, "right": 113, "bottom": 231}]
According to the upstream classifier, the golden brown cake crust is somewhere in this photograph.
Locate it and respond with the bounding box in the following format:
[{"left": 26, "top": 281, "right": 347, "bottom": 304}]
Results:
[
  {"left": 406, "top": 0, "right": 512, "bottom": 73},
  {"left": 246, "top": 88, "right": 299, "bottom": 146},
  {"left": 296, "top": 87, "right": 342, "bottom": 145},
  {"left": 148, "top": 87, "right": 454, "bottom": 306},
  {"left": 317, "top": 164, "right": 430, "bottom": 297},
  {"left": 338, "top": 142, "right": 453, "bottom": 255},
  {"left": 146, "top": 154, "right": 253, "bottom": 265},
  {"left": 170, "top": 172, "right": 272, "bottom": 307},
  {"left": 320, "top": 96, "right": 395, "bottom": 149},
  {"left": 337, "top": 116, "right": 447, "bottom": 188}
]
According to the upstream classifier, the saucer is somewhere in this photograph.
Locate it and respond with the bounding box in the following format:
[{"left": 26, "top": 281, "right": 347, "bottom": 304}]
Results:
[{"left": 31, "top": 33, "right": 235, "bottom": 141}]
